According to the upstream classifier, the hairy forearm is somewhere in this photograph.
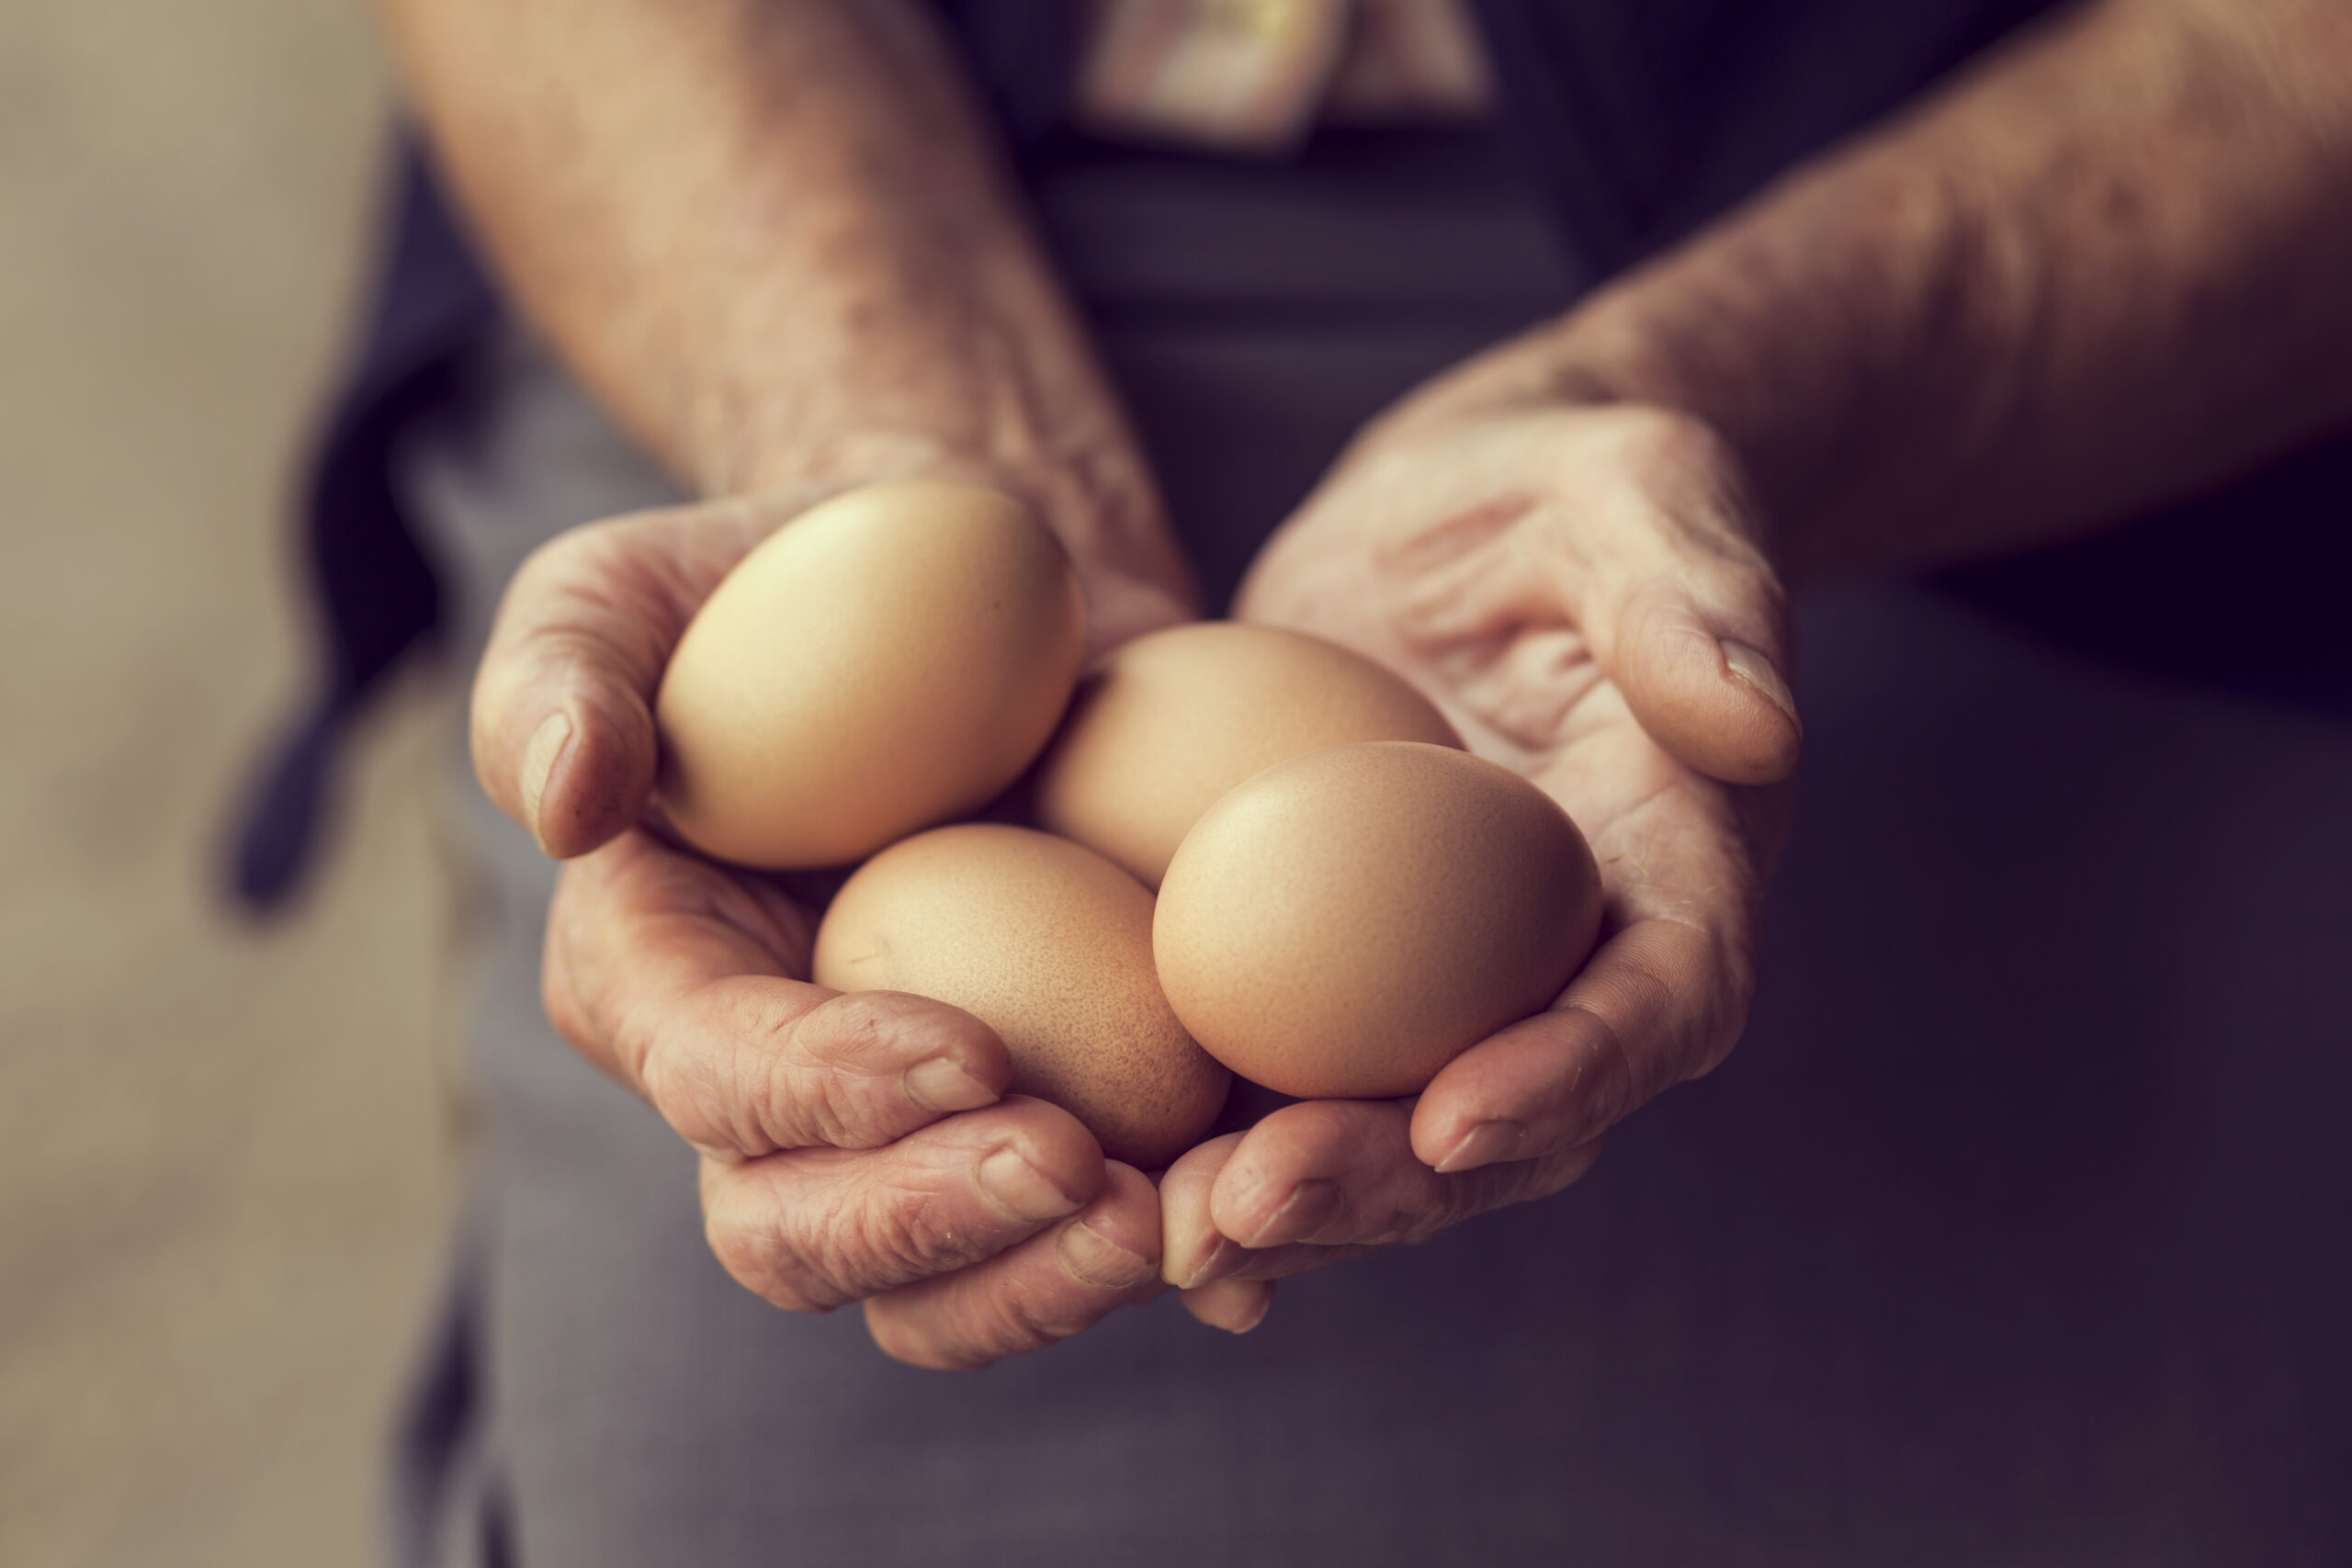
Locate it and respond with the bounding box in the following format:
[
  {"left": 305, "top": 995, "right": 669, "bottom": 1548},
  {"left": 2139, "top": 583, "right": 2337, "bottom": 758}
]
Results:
[
  {"left": 1464, "top": 0, "right": 2352, "bottom": 575},
  {"left": 376, "top": 0, "right": 1165, "bottom": 562}
]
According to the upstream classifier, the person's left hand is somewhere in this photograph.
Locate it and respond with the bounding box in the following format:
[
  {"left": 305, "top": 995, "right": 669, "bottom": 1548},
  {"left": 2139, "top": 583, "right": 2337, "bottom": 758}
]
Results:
[{"left": 1160, "top": 389, "right": 1803, "bottom": 1332}]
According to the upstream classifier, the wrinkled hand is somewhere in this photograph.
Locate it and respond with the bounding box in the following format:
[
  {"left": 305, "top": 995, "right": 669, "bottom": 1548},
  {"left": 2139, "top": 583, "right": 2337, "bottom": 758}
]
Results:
[
  {"left": 471, "top": 487, "right": 1191, "bottom": 1368},
  {"left": 1165, "top": 398, "right": 1802, "bottom": 1333}
]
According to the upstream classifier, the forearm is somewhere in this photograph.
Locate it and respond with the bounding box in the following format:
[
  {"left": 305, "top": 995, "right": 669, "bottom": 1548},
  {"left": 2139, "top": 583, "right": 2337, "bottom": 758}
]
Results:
[
  {"left": 1456, "top": 0, "right": 2352, "bottom": 575},
  {"left": 376, "top": 0, "right": 1171, "bottom": 575}
]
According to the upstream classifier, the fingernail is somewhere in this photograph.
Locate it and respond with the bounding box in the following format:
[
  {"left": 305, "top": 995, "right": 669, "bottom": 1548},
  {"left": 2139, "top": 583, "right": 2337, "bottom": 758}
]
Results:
[
  {"left": 1058, "top": 1218, "right": 1157, "bottom": 1291},
  {"left": 1434, "top": 1119, "right": 1525, "bottom": 1175},
  {"left": 1721, "top": 641, "right": 1801, "bottom": 734},
  {"left": 1170, "top": 1233, "right": 1241, "bottom": 1292},
  {"left": 977, "top": 1146, "right": 1080, "bottom": 1224},
  {"left": 1239, "top": 1179, "right": 1338, "bottom": 1248},
  {"left": 903, "top": 1056, "right": 996, "bottom": 1114},
  {"left": 520, "top": 710, "right": 575, "bottom": 850}
]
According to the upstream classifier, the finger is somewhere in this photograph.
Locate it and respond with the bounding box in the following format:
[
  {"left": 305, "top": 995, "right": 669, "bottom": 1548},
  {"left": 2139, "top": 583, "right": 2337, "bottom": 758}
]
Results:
[
  {"left": 1179, "top": 1276, "right": 1274, "bottom": 1334},
  {"left": 863, "top": 1160, "right": 1164, "bottom": 1370},
  {"left": 547, "top": 831, "right": 1012, "bottom": 1157},
  {"left": 1608, "top": 577, "right": 1801, "bottom": 785},
  {"left": 1160, "top": 1132, "right": 1248, "bottom": 1290},
  {"left": 1409, "top": 916, "right": 1748, "bottom": 1174},
  {"left": 701, "top": 1095, "right": 1106, "bottom": 1315},
  {"left": 1207, "top": 1099, "right": 1606, "bottom": 1253},
  {"left": 470, "top": 499, "right": 787, "bottom": 856},
  {"left": 1164, "top": 1132, "right": 1374, "bottom": 1292},
  {"left": 1570, "top": 420, "right": 1801, "bottom": 785}
]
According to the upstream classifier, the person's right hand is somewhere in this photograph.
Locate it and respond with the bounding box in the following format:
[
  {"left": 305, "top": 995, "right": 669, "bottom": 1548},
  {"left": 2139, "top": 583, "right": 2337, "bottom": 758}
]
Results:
[{"left": 471, "top": 486, "right": 1192, "bottom": 1370}]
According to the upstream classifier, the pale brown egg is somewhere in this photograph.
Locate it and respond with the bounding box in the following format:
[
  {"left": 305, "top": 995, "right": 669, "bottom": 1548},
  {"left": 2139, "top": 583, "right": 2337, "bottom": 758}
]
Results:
[
  {"left": 654, "top": 481, "right": 1085, "bottom": 869},
  {"left": 1153, "top": 741, "right": 1602, "bottom": 1100},
  {"left": 813, "top": 823, "right": 1229, "bottom": 1169},
  {"left": 1032, "top": 620, "right": 1463, "bottom": 887}
]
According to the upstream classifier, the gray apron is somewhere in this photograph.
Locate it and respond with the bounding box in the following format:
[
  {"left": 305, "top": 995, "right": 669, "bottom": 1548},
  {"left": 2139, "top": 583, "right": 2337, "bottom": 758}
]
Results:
[{"left": 392, "top": 129, "right": 2352, "bottom": 1566}]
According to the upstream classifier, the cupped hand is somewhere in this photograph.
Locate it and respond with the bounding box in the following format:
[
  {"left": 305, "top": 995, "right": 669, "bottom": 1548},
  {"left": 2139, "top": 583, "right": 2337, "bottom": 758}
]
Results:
[
  {"left": 471, "top": 486, "right": 1192, "bottom": 1368},
  {"left": 1165, "top": 397, "right": 1802, "bottom": 1332}
]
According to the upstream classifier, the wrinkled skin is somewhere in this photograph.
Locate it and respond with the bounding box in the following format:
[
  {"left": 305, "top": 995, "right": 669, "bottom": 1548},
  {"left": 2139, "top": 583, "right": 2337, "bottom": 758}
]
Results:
[
  {"left": 479, "top": 489, "right": 1190, "bottom": 1371},
  {"left": 1163, "top": 395, "right": 1800, "bottom": 1332},
  {"left": 473, "top": 387, "right": 1799, "bottom": 1359}
]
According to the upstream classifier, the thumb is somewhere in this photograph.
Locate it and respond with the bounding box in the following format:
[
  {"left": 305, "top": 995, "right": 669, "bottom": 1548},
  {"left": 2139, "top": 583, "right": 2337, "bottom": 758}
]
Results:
[
  {"left": 1607, "top": 578, "right": 1802, "bottom": 786},
  {"left": 471, "top": 499, "right": 780, "bottom": 856}
]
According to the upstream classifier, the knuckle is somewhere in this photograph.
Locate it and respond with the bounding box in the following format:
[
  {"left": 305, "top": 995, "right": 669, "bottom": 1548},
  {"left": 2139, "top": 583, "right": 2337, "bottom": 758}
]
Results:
[
  {"left": 799, "top": 992, "right": 899, "bottom": 1072},
  {"left": 704, "top": 1200, "right": 837, "bottom": 1315},
  {"left": 1391, "top": 1204, "right": 1455, "bottom": 1247},
  {"left": 1560, "top": 1001, "right": 1643, "bottom": 1132},
  {"left": 640, "top": 984, "right": 865, "bottom": 1158},
  {"left": 505, "top": 513, "right": 690, "bottom": 682},
  {"left": 764, "top": 996, "right": 935, "bottom": 1152},
  {"left": 509, "top": 525, "right": 585, "bottom": 594},
  {"left": 856, "top": 1179, "right": 989, "bottom": 1279},
  {"left": 529, "top": 516, "right": 640, "bottom": 604},
  {"left": 1652, "top": 921, "right": 1752, "bottom": 1084},
  {"left": 1341, "top": 1180, "right": 1435, "bottom": 1247},
  {"left": 786, "top": 1062, "right": 866, "bottom": 1151},
  {"left": 729, "top": 1001, "right": 839, "bottom": 1152},
  {"left": 642, "top": 1043, "right": 746, "bottom": 1152},
  {"left": 1610, "top": 926, "right": 1713, "bottom": 1098}
]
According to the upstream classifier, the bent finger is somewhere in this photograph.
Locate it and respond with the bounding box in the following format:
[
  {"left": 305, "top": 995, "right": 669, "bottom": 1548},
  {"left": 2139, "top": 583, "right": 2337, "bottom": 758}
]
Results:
[
  {"left": 864, "top": 1161, "right": 1164, "bottom": 1370},
  {"left": 1609, "top": 578, "right": 1801, "bottom": 786},
  {"left": 546, "top": 831, "right": 1012, "bottom": 1157},
  {"left": 702, "top": 1095, "right": 1106, "bottom": 1315},
  {"left": 1160, "top": 1132, "right": 1247, "bottom": 1290},
  {"left": 471, "top": 498, "right": 793, "bottom": 855},
  {"left": 1208, "top": 1099, "right": 1607, "bottom": 1253},
  {"left": 1572, "top": 430, "right": 1799, "bottom": 785},
  {"left": 1409, "top": 916, "right": 1749, "bottom": 1174}
]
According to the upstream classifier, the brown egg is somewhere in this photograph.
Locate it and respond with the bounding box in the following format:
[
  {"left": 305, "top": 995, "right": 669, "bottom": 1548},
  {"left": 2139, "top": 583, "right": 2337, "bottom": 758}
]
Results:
[
  {"left": 654, "top": 481, "right": 1085, "bottom": 869},
  {"left": 1154, "top": 741, "right": 1602, "bottom": 1100},
  {"left": 1033, "top": 621, "right": 1463, "bottom": 887},
  {"left": 813, "top": 823, "right": 1229, "bottom": 1168}
]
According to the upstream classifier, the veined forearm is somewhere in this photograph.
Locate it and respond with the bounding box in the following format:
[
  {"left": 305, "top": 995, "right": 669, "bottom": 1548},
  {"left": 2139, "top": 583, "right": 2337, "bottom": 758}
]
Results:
[
  {"left": 375, "top": 0, "right": 1157, "bottom": 547},
  {"left": 1468, "top": 0, "right": 2352, "bottom": 575}
]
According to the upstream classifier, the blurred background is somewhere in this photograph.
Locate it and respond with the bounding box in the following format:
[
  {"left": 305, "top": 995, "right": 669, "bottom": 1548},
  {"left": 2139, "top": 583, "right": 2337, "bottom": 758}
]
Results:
[{"left": 1, "top": 4, "right": 453, "bottom": 1564}]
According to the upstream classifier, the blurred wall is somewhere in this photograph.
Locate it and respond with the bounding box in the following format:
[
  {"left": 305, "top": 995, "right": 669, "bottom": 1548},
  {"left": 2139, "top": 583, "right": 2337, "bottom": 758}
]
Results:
[{"left": 0, "top": 5, "right": 453, "bottom": 1565}]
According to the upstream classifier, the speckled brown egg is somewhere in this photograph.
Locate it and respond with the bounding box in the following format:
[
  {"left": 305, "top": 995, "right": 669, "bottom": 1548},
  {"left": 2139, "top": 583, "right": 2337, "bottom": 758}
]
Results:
[
  {"left": 1153, "top": 741, "right": 1602, "bottom": 1100},
  {"left": 813, "top": 823, "right": 1229, "bottom": 1168},
  {"left": 1032, "top": 621, "right": 1463, "bottom": 887},
  {"left": 654, "top": 480, "right": 1085, "bottom": 869}
]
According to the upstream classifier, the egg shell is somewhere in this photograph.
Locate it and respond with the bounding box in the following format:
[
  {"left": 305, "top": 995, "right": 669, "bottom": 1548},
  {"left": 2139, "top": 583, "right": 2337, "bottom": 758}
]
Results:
[
  {"left": 1033, "top": 621, "right": 1464, "bottom": 887},
  {"left": 654, "top": 481, "right": 1085, "bottom": 869},
  {"left": 1153, "top": 741, "right": 1602, "bottom": 1100},
  {"left": 813, "top": 823, "right": 1229, "bottom": 1169}
]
